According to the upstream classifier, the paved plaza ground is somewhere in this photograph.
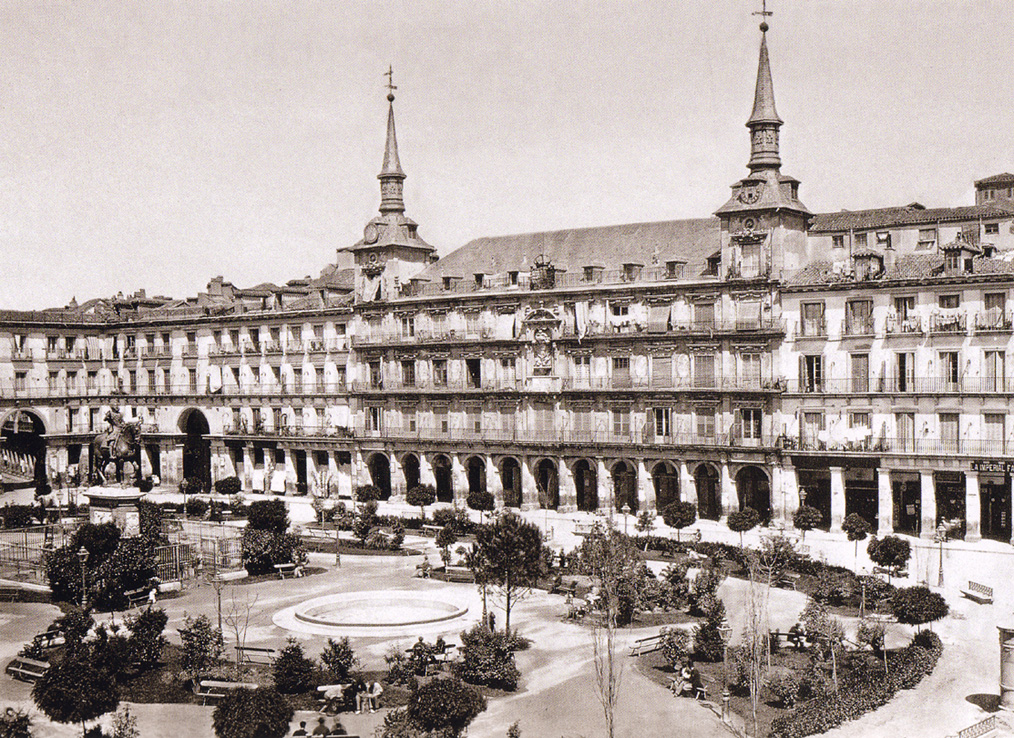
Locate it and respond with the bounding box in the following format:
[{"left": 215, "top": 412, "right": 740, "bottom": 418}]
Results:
[{"left": 3, "top": 504, "right": 1014, "bottom": 737}]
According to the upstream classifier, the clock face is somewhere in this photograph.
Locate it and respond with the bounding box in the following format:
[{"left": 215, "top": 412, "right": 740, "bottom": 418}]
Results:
[
  {"left": 743, "top": 217, "right": 757, "bottom": 232},
  {"left": 363, "top": 223, "right": 379, "bottom": 244},
  {"left": 738, "top": 185, "right": 761, "bottom": 205}
]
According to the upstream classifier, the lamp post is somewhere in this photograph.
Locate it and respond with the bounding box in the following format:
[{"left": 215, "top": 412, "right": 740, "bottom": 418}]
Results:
[
  {"left": 934, "top": 522, "right": 947, "bottom": 587},
  {"left": 718, "top": 619, "right": 733, "bottom": 723},
  {"left": 77, "top": 546, "right": 88, "bottom": 608},
  {"left": 621, "top": 503, "right": 631, "bottom": 536}
]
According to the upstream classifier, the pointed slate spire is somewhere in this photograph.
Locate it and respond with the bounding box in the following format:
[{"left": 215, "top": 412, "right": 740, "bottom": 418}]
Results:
[
  {"left": 378, "top": 71, "right": 406, "bottom": 214},
  {"left": 746, "top": 23, "right": 782, "bottom": 172}
]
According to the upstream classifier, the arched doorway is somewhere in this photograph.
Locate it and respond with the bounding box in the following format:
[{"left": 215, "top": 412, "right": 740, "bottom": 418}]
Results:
[
  {"left": 401, "top": 453, "right": 420, "bottom": 492},
  {"left": 736, "top": 466, "right": 771, "bottom": 522},
  {"left": 574, "top": 459, "right": 598, "bottom": 512},
  {"left": 180, "top": 409, "right": 211, "bottom": 493},
  {"left": 695, "top": 463, "right": 720, "bottom": 520},
  {"left": 466, "top": 456, "right": 486, "bottom": 496},
  {"left": 653, "top": 462, "right": 679, "bottom": 511},
  {"left": 612, "top": 460, "right": 637, "bottom": 513},
  {"left": 535, "top": 458, "right": 559, "bottom": 509},
  {"left": 367, "top": 453, "right": 391, "bottom": 500},
  {"left": 0, "top": 409, "right": 46, "bottom": 484},
  {"left": 433, "top": 454, "right": 453, "bottom": 503},
  {"left": 500, "top": 457, "right": 522, "bottom": 508}
]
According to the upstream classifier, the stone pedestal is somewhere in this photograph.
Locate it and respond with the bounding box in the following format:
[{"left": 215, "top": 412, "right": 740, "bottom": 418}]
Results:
[
  {"left": 999, "top": 624, "right": 1014, "bottom": 711},
  {"left": 85, "top": 486, "right": 144, "bottom": 537}
]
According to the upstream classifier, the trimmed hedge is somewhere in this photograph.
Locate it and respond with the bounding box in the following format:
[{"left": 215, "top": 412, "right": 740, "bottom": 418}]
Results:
[{"left": 768, "top": 631, "right": 943, "bottom": 738}]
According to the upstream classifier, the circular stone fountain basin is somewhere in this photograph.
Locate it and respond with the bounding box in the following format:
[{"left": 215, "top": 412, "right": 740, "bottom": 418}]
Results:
[{"left": 292, "top": 591, "right": 467, "bottom": 629}]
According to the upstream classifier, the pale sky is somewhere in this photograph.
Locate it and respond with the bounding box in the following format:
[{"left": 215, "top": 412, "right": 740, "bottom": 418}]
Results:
[{"left": 1, "top": 1, "right": 1012, "bottom": 310}]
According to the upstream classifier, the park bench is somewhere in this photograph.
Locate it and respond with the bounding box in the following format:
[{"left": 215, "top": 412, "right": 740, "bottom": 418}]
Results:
[
  {"left": 769, "top": 629, "right": 810, "bottom": 651},
  {"left": 775, "top": 572, "right": 801, "bottom": 590},
  {"left": 629, "top": 631, "right": 666, "bottom": 657},
  {"left": 573, "top": 521, "right": 594, "bottom": 536},
  {"left": 961, "top": 580, "right": 994, "bottom": 605},
  {"left": 273, "top": 563, "right": 302, "bottom": 579},
  {"left": 234, "top": 645, "right": 277, "bottom": 665},
  {"left": 124, "top": 588, "right": 150, "bottom": 609},
  {"left": 550, "top": 579, "right": 578, "bottom": 597},
  {"left": 443, "top": 566, "right": 475, "bottom": 583},
  {"left": 421, "top": 524, "right": 443, "bottom": 537},
  {"left": 0, "top": 585, "right": 21, "bottom": 602},
  {"left": 6, "top": 656, "right": 49, "bottom": 683},
  {"left": 36, "top": 627, "right": 64, "bottom": 648},
  {"left": 872, "top": 565, "right": 908, "bottom": 579},
  {"left": 195, "top": 679, "right": 259, "bottom": 705},
  {"left": 317, "top": 683, "right": 352, "bottom": 712}
]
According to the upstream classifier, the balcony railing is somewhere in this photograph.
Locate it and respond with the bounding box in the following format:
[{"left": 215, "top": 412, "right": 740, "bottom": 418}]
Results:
[
  {"left": 795, "top": 319, "right": 827, "bottom": 339},
  {"left": 841, "top": 315, "right": 876, "bottom": 337},
  {"left": 786, "top": 375, "right": 1014, "bottom": 395},
  {"left": 786, "top": 435, "right": 1014, "bottom": 457},
  {"left": 885, "top": 314, "right": 923, "bottom": 335},
  {"left": 0, "top": 382, "right": 351, "bottom": 400},
  {"left": 974, "top": 310, "right": 1013, "bottom": 333},
  {"left": 928, "top": 311, "right": 967, "bottom": 334}
]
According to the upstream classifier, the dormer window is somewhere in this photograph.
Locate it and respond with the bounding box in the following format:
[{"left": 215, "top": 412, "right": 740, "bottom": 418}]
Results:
[
  {"left": 622, "top": 263, "right": 643, "bottom": 282},
  {"left": 665, "top": 261, "right": 685, "bottom": 279},
  {"left": 706, "top": 254, "right": 721, "bottom": 277},
  {"left": 853, "top": 253, "right": 883, "bottom": 281},
  {"left": 583, "top": 265, "right": 604, "bottom": 283},
  {"left": 508, "top": 271, "right": 519, "bottom": 286},
  {"left": 473, "top": 273, "right": 485, "bottom": 288}
]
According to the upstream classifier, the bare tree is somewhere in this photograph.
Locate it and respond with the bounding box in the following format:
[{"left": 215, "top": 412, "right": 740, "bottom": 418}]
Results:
[
  {"left": 743, "top": 559, "right": 768, "bottom": 738},
  {"left": 222, "top": 589, "right": 259, "bottom": 673}
]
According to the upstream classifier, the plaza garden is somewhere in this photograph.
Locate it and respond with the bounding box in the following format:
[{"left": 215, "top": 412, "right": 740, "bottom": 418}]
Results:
[{"left": 0, "top": 483, "right": 953, "bottom": 738}]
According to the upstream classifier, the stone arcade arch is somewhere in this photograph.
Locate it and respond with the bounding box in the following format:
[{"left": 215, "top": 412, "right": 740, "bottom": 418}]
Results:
[
  {"left": 500, "top": 457, "right": 522, "bottom": 508},
  {"left": 179, "top": 408, "right": 211, "bottom": 492},
  {"left": 367, "top": 452, "right": 391, "bottom": 500},
  {"left": 612, "top": 459, "right": 637, "bottom": 513},
  {"left": 653, "top": 461, "right": 679, "bottom": 511},
  {"left": 466, "top": 456, "right": 486, "bottom": 496},
  {"left": 573, "top": 458, "right": 598, "bottom": 512},
  {"left": 535, "top": 458, "right": 559, "bottom": 510},
  {"left": 0, "top": 408, "right": 47, "bottom": 484},
  {"left": 736, "top": 465, "right": 771, "bottom": 522},
  {"left": 433, "top": 454, "right": 453, "bottom": 503},
  {"left": 401, "top": 453, "right": 420, "bottom": 492},
  {"left": 694, "top": 463, "right": 721, "bottom": 521}
]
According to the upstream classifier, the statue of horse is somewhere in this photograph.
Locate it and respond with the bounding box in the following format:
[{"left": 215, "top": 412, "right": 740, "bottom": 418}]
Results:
[{"left": 91, "top": 412, "right": 142, "bottom": 486}]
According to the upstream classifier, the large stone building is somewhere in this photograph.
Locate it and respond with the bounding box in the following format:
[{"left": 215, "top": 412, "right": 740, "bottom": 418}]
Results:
[{"left": 3, "top": 21, "right": 1014, "bottom": 544}]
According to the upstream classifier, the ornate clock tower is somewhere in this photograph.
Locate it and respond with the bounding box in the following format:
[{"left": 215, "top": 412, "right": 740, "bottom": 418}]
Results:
[
  {"left": 715, "top": 19, "right": 809, "bottom": 280},
  {"left": 346, "top": 72, "right": 436, "bottom": 303}
]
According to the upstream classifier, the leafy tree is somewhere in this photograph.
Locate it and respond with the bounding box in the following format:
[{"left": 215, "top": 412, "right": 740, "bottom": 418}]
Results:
[
  {"left": 756, "top": 532, "right": 798, "bottom": 586},
  {"left": 407, "top": 678, "right": 487, "bottom": 738},
  {"left": 436, "top": 526, "right": 458, "bottom": 567},
  {"left": 475, "top": 513, "right": 545, "bottom": 631},
  {"left": 792, "top": 505, "right": 823, "bottom": 540},
  {"left": 73, "top": 522, "right": 122, "bottom": 565},
  {"left": 842, "top": 513, "right": 872, "bottom": 570},
  {"left": 354, "top": 484, "right": 381, "bottom": 506},
  {"left": 185, "top": 497, "right": 209, "bottom": 518},
  {"left": 0, "top": 706, "right": 31, "bottom": 738},
  {"left": 867, "top": 536, "right": 911, "bottom": 580},
  {"left": 455, "top": 623, "right": 520, "bottom": 691},
  {"left": 692, "top": 597, "right": 728, "bottom": 662},
  {"left": 44, "top": 545, "right": 88, "bottom": 604},
  {"left": 137, "top": 500, "right": 166, "bottom": 545},
  {"left": 211, "top": 688, "right": 293, "bottom": 738},
  {"left": 214, "top": 476, "right": 242, "bottom": 495},
  {"left": 727, "top": 507, "right": 760, "bottom": 546},
  {"left": 33, "top": 650, "right": 118, "bottom": 736},
  {"left": 891, "top": 586, "right": 949, "bottom": 631},
  {"left": 467, "top": 487, "right": 495, "bottom": 524},
  {"left": 634, "top": 510, "right": 655, "bottom": 545},
  {"left": 246, "top": 499, "right": 289, "bottom": 534},
  {"left": 406, "top": 484, "right": 436, "bottom": 521},
  {"left": 91, "top": 537, "right": 157, "bottom": 611},
  {"left": 179, "top": 613, "right": 224, "bottom": 679},
  {"left": 799, "top": 599, "right": 846, "bottom": 691},
  {"left": 661, "top": 501, "right": 696, "bottom": 542},
  {"left": 320, "top": 637, "right": 360, "bottom": 683},
  {"left": 272, "top": 638, "right": 317, "bottom": 694},
  {"left": 352, "top": 500, "right": 379, "bottom": 544},
  {"left": 125, "top": 607, "right": 168, "bottom": 670},
  {"left": 110, "top": 706, "right": 140, "bottom": 738}
]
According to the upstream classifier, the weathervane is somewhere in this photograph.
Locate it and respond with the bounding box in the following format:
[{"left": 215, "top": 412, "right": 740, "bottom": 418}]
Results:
[{"left": 384, "top": 65, "right": 397, "bottom": 101}]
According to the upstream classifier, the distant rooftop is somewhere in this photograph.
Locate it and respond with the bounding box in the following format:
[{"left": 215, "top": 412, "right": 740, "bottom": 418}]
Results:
[{"left": 809, "top": 202, "right": 1014, "bottom": 233}]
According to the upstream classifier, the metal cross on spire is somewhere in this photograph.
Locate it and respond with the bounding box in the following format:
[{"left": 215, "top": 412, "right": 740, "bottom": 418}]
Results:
[
  {"left": 384, "top": 65, "right": 397, "bottom": 100},
  {"left": 752, "top": 0, "right": 772, "bottom": 19}
]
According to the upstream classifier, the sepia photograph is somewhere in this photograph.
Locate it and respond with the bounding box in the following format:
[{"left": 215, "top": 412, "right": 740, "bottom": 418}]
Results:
[{"left": 2, "top": 2, "right": 1014, "bottom": 737}]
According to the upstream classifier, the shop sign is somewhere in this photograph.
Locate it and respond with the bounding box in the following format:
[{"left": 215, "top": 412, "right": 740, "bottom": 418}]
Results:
[{"left": 971, "top": 459, "right": 1014, "bottom": 474}]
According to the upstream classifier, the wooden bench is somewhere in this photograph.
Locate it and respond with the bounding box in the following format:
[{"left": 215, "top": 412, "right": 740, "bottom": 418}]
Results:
[
  {"left": 273, "top": 563, "right": 302, "bottom": 579},
  {"left": 317, "top": 683, "right": 352, "bottom": 712},
  {"left": 234, "top": 645, "right": 277, "bottom": 665},
  {"left": 775, "top": 572, "right": 801, "bottom": 590},
  {"left": 443, "top": 566, "right": 475, "bottom": 583},
  {"left": 961, "top": 580, "right": 994, "bottom": 604},
  {"left": 6, "top": 656, "right": 49, "bottom": 683},
  {"left": 550, "top": 579, "right": 578, "bottom": 597},
  {"left": 574, "top": 521, "right": 595, "bottom": 536},
  {"left": 195, "top": 679, "right": 259, "bottom": 705},
  {"left": 629, "top": 632, "right": 666, "bottom": 657},
  {"left": 421, "top": 525, "right": 443, "bottom": 538},
  {"left": 36, "top": 628, "right": 64, "bottom": 648},
  {"left": 770, "top": 630, "right": 809, "bottom": 651},
  {"left": 0, "top": 585, "right": 22, "bottom": 602},
  {"left": 872, "top": 566, "right": 908, "bottom": 579},
  {"left": 124, "top": 588, "right": 150, "bottom": 609}
]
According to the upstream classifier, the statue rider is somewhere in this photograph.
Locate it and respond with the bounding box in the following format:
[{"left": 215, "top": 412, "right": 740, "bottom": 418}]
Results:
[{"left": 103, "top": 407, "right": 125, "bottom": 454}]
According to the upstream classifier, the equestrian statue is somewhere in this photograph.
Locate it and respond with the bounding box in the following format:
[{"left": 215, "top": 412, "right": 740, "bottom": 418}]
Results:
[{"left": 90, "top": 408, "right": 142, "bottom": 486}]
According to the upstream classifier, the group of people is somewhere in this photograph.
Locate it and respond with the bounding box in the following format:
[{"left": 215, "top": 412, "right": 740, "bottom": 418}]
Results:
[
  {"left": 320, "top": 680, "right": 383, "bottom": 715},
  {"left": 292, "top": 717, "right": 347, "bottom": 736},
  {"left": 669, "top": 659, "right": 704, "bottom": 700}
]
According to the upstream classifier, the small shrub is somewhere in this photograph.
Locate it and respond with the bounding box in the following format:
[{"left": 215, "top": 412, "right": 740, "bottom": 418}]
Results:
[
  {"left": 137, "top": 477, "right": 154, "bottom": 493},
  {"left": 320, "top": 637, "right": 360, "bottom": 683},
  {"left": 179, "top": 613, "right": 224, "bottom": 679},
  {"left": 185, "top": 497, "right": 208, "bottom": 518},
  {"left": 211, "top": 687, "right": 293, "bottom": 738},
  {"left": 455, "top": 624, "right": 520, "bottom": 691},
  {"left": 658, "top": 627, "right": 691, "bottom": 670},
  {"left": 868, "top": 536, "right": 912, "bottom": 575},
  {"left": 389, "top": 519, "right": 405, "bottom": 550},
  {"left": 767, "top": 669, "right": 802, "bottom": 707},
  {"left": 661, "top": 501, "right": 697, "bottom": 541},
  {"left": 272, "top": 638, "right": 317, "bottom": 694},
  {"left": 215, "top": 476, "right": 242, "bottom": 495},
  {"left": 247, "top": 499, "right": 289, "bottom": 534},
  {"left": 126, "top": 607, "right": 168, "bottom": 670},
  {"left": 793, "top": 505, "right": 823, "bottom": 538},
  {"left": 688, "top": 567, "right": 723, "bottom": 616},
  {"left": 0, "top": 707, "right": 31, "bottom": 738},
  {"left": 407, "top": 678, "right": 487, "bottom": 738},
  {"left": 891, "top": 586, "right": 949, "bottom": 629}
]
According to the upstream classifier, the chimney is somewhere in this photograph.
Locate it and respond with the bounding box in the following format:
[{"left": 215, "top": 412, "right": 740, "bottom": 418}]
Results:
[
  {"left": 208, "top": 275, "right": 224, "bottom": 297},
  {"left": 883, "top": 240, "right": 895, "bottom": 275}
]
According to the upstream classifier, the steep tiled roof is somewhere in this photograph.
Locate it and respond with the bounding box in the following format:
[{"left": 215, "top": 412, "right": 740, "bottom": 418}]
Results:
[
  {"left": 810, "top": 203, "right": 1014, "bottom": 233},
  {"left": 418, "top": 218, "right": 721, "bottom": 282},
  {"left": 976, "top": 173, "right": 1014, "bottom": 186}
]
